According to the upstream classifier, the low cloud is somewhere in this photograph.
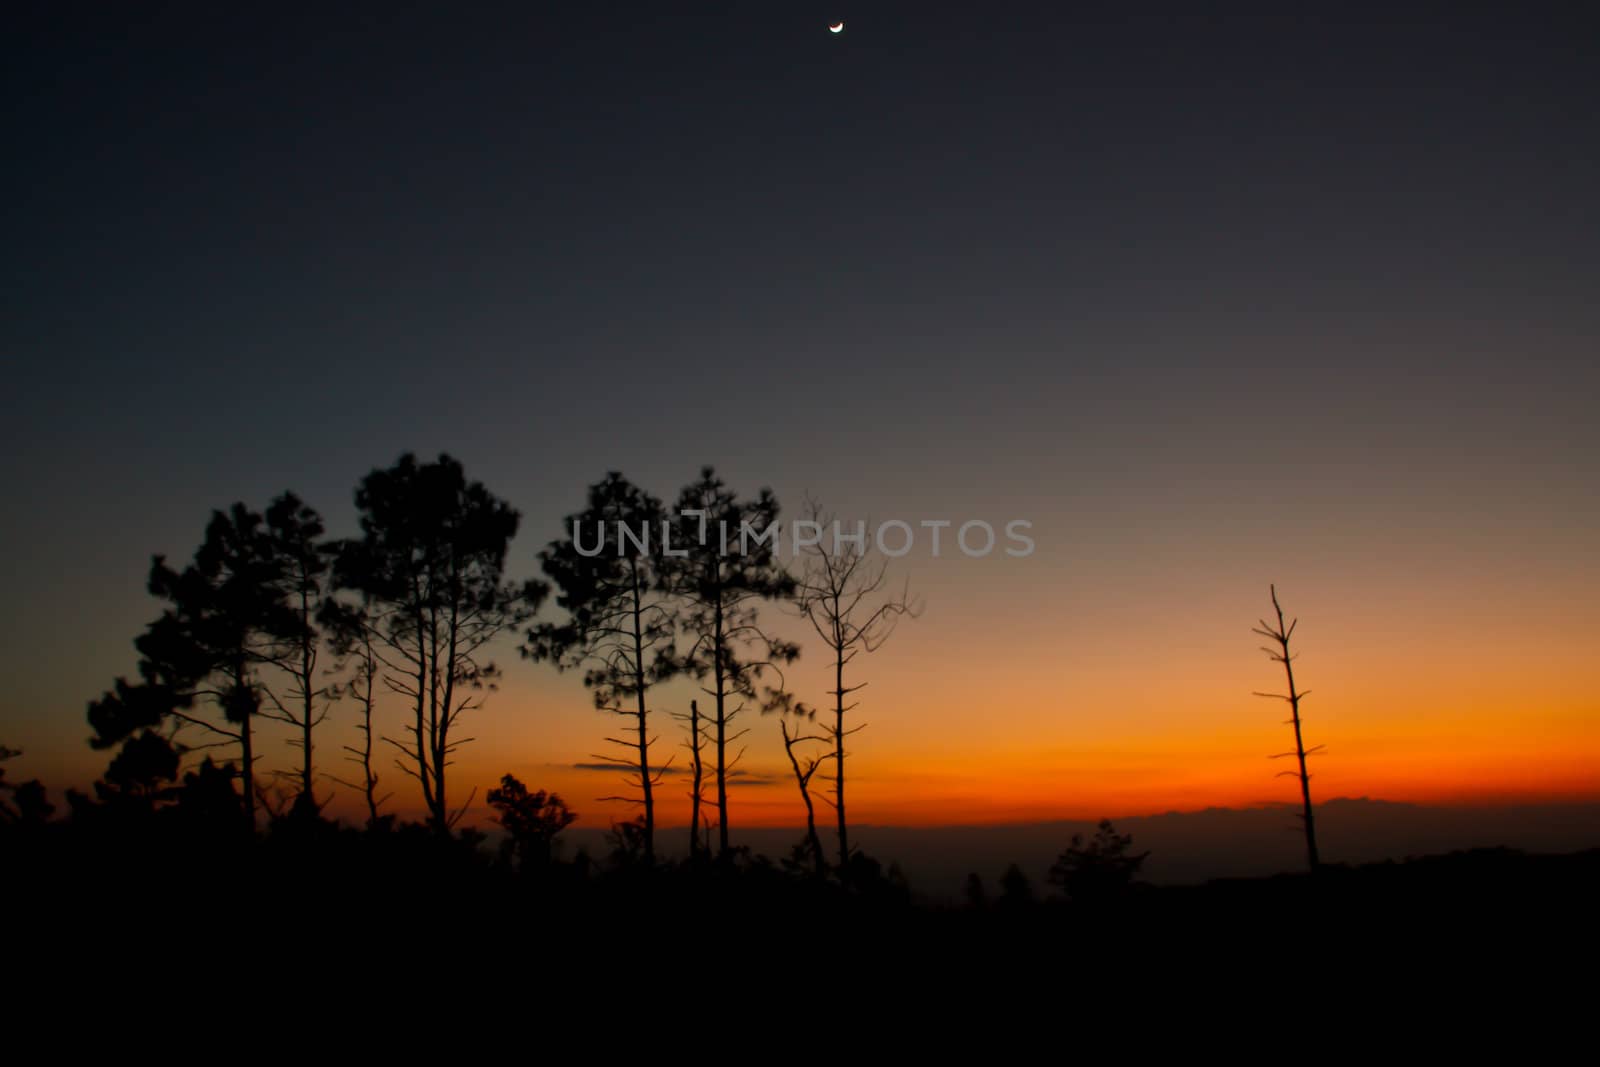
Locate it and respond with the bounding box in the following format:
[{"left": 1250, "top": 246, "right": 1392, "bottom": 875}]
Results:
[{"left": 569, "top": 762, "right": 784, "bottom": 786}]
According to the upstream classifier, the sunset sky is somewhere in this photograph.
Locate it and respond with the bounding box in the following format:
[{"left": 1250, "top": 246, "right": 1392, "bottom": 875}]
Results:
[{"left": 3, "top": 6, "right": 1596, "bottom": 834}]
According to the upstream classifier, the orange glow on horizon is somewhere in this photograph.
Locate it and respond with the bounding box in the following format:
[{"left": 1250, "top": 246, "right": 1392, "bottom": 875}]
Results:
[{"left": 408, "top": 687, "right": 1600, "bottom": 833}]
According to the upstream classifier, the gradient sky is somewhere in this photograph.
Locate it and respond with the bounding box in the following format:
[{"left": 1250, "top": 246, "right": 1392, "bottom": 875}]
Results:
[{"left": 3, "top": 5, "right": 1597, "bottom": 831}]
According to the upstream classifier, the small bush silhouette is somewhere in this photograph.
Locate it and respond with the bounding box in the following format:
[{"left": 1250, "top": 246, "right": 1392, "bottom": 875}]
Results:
[
  {"left": 486, "top": 774, "right": 577, "bottom": 870},
  {"left": 998, "top": 862, "right": 1036, "bottom": 907},
  {"left": 1049, "top": 819, "right": 1149, "bottom": 904}
]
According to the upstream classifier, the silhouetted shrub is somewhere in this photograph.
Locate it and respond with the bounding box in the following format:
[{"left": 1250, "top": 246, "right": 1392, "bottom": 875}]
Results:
[
  {"left": 487, "top": 773, "right": 576, "bottom": 871},
  {"left": 1049, "top": 819, "right": 1149, "bottom": 904}
]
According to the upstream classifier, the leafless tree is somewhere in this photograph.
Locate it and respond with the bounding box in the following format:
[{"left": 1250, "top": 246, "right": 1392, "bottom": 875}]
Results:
[
  {"left": 1253, "top": 584, "right": 1323, "bottom": 872},
  {"left": 779, "top": 713, "right": 829, "bottom": 877},
  {"left": 792, "top": 500, "right": 920, "bottom": 870}
]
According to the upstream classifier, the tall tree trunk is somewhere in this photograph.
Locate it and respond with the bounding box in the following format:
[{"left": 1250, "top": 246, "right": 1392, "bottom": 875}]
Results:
[
  {"left": 235, "top": 662, "right": 255, "bottom": 829},
  {"left": 1257, "top": 585, "right": 1321, "bottom": 873},
  {"left": 241, "top": 715, "right": 254, "bottom": 826},
  {"left": 299, "top": 583, "right": 315, "bottom": 808},
  {"left": 1282, "top": 639, "right": 1320, "bottom": 871},
  {"left": 713, "top": 597, "right": 729, "bottom": 856},
  {"left": 834, "top": 643, "right": 848, "bottom": 869},
  {"left": 782, "top": 722, "right": 826, "bottom": 878},
  {"left": 799, "top": 778, "right": 823, "bottom": 878},
  {"left": 412, "top": 594, "right": 436, "bottom": 824},
  {"left": 630, "top": 559, "right": 654, "bottom": 863},
  {"left": 433, "top": 598, "right": 454, "bottom": 832},
  {"left": 688, "top": 699, "right": 704, "bottom": 859},
  {"left": 361, "top": 676, "right": 379, "bottom": 826}
]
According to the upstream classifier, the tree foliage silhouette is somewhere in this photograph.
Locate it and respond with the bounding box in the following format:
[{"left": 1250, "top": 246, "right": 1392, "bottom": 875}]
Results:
[
  {"left": 334, "top": 453, "right": 547, "bottom": 833},
  {"left": 660, "top": 467, "right": 798, "bottom": 856},
  {"left": 486, "top": 774, "right": 576, "bottom": 870},
  {"left": 525, "top": 472, "right": 677, "bottom": 864},
  {"left": 171, "top": 757, "right": 246, "bottom": 831},
  {"left": 0, "top": 746, "right": 52, "bottom": 825},
  {"left": 998, "top": 863, "right": 1036, "bottom": 908},
  {"left": 88, "top": 502, "right": 302, "bottom": 827},
  {"left": 791, "top": 499, "right": 919, "bottom": 870},
  {"left": 1048, "top": 819, "right": 1149, "bottom": 903},
  {"left": 74, "top": 728, "right": 182, "bottom": 816},
  {"left": 1253, "top": 584, "right": 1323, "bottom": 872}
]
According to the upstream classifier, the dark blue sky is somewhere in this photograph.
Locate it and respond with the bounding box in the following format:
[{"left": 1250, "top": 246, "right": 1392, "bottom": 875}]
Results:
[
  {"left": 10, "top": 6, "right": 1596, "bottom": 470},
  {"left": 4, "top": 4, "right": 1598, "bottom": 790}
]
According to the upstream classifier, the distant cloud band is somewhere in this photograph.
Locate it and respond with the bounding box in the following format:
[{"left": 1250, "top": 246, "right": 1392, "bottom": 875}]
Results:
[{"left": 569, "top": 762, "right": 784, "bottom": 786}]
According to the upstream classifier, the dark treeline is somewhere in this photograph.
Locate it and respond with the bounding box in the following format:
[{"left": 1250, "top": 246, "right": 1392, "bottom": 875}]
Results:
[
  {"left": 10, "top": 452, "right": 937, "bottom": 890},
  {"left": 7, "top": 754, "right": 1594, "bottom": 973}
]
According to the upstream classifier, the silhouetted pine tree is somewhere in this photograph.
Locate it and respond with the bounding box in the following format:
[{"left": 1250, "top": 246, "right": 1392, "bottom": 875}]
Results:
[
  {"left": 660, "top": 468, "right": 799, "bottom": 857},
  {"left": 256, "top": 493, "right": 336, "bottom": 817},
  {"left": 334, "top": 454, "right": 547, "bottom": 833},
  {"left": 524, "top": 472, "right": 677, "bottom": 864},
  {"left": 88, "top": 502, "right": 300, "bottom": 827}
]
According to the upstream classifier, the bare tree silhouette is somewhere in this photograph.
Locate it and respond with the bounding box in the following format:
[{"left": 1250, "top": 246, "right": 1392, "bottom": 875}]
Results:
[
  {"left": 1253, "top": 584, "right": 1323, "bottom": 872},
  {"left": 791, "top": 500, "right": 919, "bottom": 870},
  {"left": 779, "top": 712, "right": 829, "bottom": 877},
  {"left": 661, "top": 467, "right": 798, "bottom": 857},
  {"left": 525, "top": 473, "right": 677, "bottom": 864},
  {"left": 334, "top": 454, "right": 548, "bottom": 834}
]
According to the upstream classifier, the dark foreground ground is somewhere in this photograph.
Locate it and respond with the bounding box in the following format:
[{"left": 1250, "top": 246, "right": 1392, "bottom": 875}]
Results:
[{"left": 9, "top": 814, "right": 1597, "bottom": 989}]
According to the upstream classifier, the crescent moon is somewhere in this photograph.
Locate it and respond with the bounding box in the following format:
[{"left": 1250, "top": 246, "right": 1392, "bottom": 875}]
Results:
[{"left": 829, "top": 22, "right": 844, "bottom": 33}]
